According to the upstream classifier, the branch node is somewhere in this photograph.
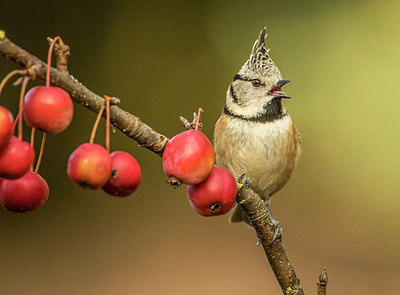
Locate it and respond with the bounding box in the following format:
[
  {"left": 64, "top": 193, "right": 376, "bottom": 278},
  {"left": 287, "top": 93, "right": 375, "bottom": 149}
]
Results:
[
  {"left": 179, "top": 111, "right": 203, "bottom": 131},
  {"left": 179, "top": 116, "right": 191, "bottom": 130},
  {"left": 4, "top": 63, "right": 42, "bottom": 85},
  {"left": 48, "top": 36, "right": 70, "bottom": 73},
  {"left": 237, "top": 173, "right": 250, "bottom": 192},
  {"left": 26, "top": 64, "right": 43, "bottom": 81},
  {"left": 109, "top": 96, "right": 121, "bottom": 105},
  {"left": 317, "top": 267, "right": 328, "bottom": 295},
  {"left": 12, "top": 76, "right": 25, "bottom": 86},
  {"left": 319, "top": 267, "right": 328, "bottom": 284}
]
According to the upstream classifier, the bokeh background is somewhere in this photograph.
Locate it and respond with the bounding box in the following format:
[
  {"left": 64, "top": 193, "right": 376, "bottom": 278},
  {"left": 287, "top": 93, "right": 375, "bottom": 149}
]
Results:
[{"left": 1, "top": 0, "right": 399, "bottom": 294}]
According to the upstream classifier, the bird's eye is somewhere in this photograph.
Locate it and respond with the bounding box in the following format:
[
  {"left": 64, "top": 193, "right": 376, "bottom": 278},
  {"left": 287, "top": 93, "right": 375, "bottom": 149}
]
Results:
[{"left": 252, "top": 79, "right": 261, "bottom": 87}]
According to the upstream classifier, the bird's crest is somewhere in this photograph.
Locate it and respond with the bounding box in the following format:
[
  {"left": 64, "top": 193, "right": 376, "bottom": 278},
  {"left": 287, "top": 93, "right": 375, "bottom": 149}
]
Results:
[{"left": 239, "top": 27, "right": 282, "bottom": 78}]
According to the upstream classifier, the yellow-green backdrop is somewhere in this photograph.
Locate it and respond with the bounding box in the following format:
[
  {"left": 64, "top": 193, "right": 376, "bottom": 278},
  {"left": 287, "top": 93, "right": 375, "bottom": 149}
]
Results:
[{"left": 1, "top": 0, "right": 399, "bottom": 294}]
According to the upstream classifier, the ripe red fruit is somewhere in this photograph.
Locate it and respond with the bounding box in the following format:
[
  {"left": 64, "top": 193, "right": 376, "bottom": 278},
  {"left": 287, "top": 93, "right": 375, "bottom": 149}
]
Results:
[
  {"left": 0, "top": 171, "right": 49, "bottom": 212},
  {"left": 187, "top": 166, "right": 237, "bottom": 216},
  {"left": 162, "top": 130, "right": 215, "bottom": 185},
  {"left": 67, "top": 143, "right": 112, "bottom": 189},
  {"left": 0, "top": 106, "right": 13, "bottom": 150},
  {"left": 24, "top": 86, "right": 74, "bottom": 134},
  {"left": 102, "top": 151, "right": 141, "bottom": 197},
  {"left": 0, "top": 136, "right": 35, "bottom": 179}
]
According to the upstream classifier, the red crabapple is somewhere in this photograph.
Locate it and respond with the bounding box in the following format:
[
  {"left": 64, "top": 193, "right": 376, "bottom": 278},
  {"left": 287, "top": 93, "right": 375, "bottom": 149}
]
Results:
[
  {"left": 0, "top": 136, "right": 35, "bottom": 179},
  {"left": 0, "top": 106, "right": 13, "bottom": 150},
  {"left": 102, "top": 151, "right": 142, "bottom": 197},
  {"left": 24, "top": 86, "right": 74, "bottom": 134},
  {"left": 162, "top": 130, "right": 215, "bottom": 185},
  {"left": 67, "top": 143, "right": 112, "bottom": 189},
  {"left": 0, "top": 171, "right": 49, "bottom": 212},
  {"left": 187, "top": 166, "right": 237, "bottom": 216}
]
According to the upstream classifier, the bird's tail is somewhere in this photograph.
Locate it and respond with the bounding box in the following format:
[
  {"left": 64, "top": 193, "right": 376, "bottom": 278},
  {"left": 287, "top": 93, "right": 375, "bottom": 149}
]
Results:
[{"left": 229, "top": 206, "right": 252, "bottom": 226}]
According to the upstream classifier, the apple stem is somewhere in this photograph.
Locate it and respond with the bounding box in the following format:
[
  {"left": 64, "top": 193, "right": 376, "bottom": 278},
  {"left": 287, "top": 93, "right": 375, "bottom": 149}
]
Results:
[
  {"left": 30, "top": 127, "right": 36, "bottom": 171},
  {"left": 34, "top": 132, "right": 47, "bottom": 173},
  {"left": 11, "top": 109, "right": 22, "bottom": 131},
  {"left": 0, "top": 69, "right": 27, "bottom": 95},
  {"left": 89, "top": 102, "right": 106, "bottom": 144},
  {"left": 195, "top": 107, "right": 203, "bottom": 131},
  {"left": 17, "top": 76, "right": 30, "bottom": 140},
  {"left": 46, "top": 36, "right": 62, "bottom": 88},
  {"left": 104, "top": 95, "right": 111, "bottom": 152},
  {"left": 30, "top": 127, "right": 35, "bottom": 148}
]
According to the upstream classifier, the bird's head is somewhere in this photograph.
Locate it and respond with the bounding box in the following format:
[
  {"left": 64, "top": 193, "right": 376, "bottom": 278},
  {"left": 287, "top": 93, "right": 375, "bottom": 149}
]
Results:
[{"left": 225, "top": 27, "right": 291, "bottom": 121}]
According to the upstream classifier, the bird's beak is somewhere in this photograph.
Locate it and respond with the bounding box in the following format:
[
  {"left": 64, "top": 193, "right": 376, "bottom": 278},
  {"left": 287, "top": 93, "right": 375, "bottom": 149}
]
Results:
[
  {"left": 277, "top": 80, "right": 290, "bottom": 87},
  {"left": 272, "top": 80, "right": 291, "bottom": 99}
]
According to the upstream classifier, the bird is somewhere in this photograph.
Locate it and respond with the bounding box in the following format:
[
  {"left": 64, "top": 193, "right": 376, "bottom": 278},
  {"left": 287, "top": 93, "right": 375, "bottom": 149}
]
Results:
[{"left": 213, "top": 27, "right": 301, "bottom": 228}]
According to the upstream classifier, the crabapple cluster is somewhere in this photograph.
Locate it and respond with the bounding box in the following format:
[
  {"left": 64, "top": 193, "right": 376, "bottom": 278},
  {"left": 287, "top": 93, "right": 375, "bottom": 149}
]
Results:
[
  {"left": 0, "top": 84, "right": 72, "bottom": 212},
  {"left": 0, "top": 36, "right": 142, "bottom": 212},
  {"left": 67, "top": 144, "right": 142, "bottom": 197},
  {"left": 162, "top": 128, "right": 237, "bottom": 216}
]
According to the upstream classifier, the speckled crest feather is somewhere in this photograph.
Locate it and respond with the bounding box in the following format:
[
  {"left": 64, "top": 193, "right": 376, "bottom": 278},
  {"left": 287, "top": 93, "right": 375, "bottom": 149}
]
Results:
[{"left": 238, "top": 27, "right": 282, "bottom": 79}]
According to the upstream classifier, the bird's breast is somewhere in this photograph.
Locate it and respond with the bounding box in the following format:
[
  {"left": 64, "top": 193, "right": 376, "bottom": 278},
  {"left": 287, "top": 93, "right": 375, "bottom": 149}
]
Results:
[{"left": 214, "top": 114, "right": 300, "bottom": 199}]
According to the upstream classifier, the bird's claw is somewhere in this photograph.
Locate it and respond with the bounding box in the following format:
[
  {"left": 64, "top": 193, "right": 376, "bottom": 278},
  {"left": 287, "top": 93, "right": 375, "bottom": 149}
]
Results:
[
  {"left": 266, "top": 202, "right": 282, "bottom": 245},
  {"left": 256, "top": 223, "right": 282, "bottom": 246},
  {"left": 269, "top": 223, "right": 282, "bottom": 245}
]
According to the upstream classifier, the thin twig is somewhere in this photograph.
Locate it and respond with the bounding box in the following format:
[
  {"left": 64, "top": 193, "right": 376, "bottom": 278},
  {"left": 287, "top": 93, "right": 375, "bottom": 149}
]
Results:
[
  {"left": 179, "top": 111, "right": 204, "bottom": 131},
  {"left": 48, "top": 37, "right": 70, "bottom": 73},
  {"left": 317, "top": 268, "right": 328, "bottom": 295}
]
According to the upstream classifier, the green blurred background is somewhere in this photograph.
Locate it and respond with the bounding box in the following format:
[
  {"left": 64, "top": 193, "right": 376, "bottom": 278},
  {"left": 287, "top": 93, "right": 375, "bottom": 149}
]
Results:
[{"left": 1, "top": 0, "right": 399, "bottom": 294}]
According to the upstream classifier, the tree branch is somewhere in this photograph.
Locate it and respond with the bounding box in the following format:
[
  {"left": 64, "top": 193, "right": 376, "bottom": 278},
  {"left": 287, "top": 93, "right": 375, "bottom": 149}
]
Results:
[
  {"left": 0, "top": 33, "right": 168, "bottom": 156},
  {"left": 237, "top": 177, "right": 305, "bottom": 295}
]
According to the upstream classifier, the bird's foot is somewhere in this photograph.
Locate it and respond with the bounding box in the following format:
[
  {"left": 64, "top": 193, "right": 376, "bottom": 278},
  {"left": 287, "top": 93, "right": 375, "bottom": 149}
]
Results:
[
  {"left": 266, "top": 202, "right": 282, "bottom": 245},
  {"left": 256, "top": 226, "right": 281, "bottom": 246},
  {"left": 269, "top": 222, "right": 282, "bottom": 245}
]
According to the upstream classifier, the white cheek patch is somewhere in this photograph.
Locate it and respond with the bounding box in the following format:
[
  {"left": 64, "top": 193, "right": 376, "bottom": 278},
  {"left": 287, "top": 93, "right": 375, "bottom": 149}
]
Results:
[
  {"left": 227, "top": 88, "right": 275, "bottom": 119},
  {"left": 228, "top": 98, "right": 266, "bottom": 118}
]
